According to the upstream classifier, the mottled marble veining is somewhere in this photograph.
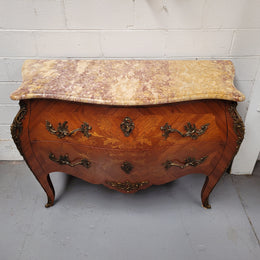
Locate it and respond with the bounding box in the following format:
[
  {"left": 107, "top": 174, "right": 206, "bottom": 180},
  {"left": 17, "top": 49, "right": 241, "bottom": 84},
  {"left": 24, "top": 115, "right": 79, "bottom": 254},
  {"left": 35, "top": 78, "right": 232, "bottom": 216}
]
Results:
[{"left": 10, "top": 60, "right": 245, "bottom": 105}]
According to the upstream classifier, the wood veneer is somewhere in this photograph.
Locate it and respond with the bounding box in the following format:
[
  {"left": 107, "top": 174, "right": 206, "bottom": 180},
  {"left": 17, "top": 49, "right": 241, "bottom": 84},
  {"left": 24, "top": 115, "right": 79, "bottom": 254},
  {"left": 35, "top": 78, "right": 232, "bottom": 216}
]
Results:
[{"left": 11, "top": 98, "right": 244, "bottom": 208}]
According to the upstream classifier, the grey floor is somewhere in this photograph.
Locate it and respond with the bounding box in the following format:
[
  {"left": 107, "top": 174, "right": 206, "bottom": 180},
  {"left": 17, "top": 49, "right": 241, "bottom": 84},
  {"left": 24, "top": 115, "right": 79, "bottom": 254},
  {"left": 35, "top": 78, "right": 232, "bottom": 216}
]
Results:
[{"left": 0, "top": 161, "right": 260, "bottom": 260}]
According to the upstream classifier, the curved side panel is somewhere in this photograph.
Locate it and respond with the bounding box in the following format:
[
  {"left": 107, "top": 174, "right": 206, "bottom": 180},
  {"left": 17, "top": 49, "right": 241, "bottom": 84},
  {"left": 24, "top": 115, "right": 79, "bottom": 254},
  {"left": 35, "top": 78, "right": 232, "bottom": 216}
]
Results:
[
  {"left": 12, "top": 100, "right": 55, "bottom": 208},
  {"left": 228, "top": 102, "right": 245, "bottom": 151},
  {"left": 201, "top": 101, "right": 245, "bottom": 208},
  {"left": 10, "top": 100, "right": 28, "bottom": 156}
]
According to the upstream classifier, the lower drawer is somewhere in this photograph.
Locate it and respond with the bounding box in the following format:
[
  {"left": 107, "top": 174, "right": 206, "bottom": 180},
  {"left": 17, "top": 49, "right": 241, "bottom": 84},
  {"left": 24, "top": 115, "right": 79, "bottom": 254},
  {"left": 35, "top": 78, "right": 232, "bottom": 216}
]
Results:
[{"left": 31, "top": 141, "right": 225, "bottom": 193}]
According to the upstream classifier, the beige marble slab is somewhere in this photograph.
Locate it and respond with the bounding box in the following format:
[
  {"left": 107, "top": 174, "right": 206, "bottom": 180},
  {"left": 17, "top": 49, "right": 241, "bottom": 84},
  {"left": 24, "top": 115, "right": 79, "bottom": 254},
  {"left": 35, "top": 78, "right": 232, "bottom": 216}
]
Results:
[{"left": 10, "top": 60, "right": 245, "bottom": 105}]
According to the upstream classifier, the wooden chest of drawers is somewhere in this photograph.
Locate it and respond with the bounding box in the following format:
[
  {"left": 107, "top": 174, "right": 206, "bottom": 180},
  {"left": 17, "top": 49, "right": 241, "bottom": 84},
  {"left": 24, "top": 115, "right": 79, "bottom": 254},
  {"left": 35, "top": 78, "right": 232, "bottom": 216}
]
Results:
[{"left": 10, "top": 60, "right": 245, "bottom": 208}]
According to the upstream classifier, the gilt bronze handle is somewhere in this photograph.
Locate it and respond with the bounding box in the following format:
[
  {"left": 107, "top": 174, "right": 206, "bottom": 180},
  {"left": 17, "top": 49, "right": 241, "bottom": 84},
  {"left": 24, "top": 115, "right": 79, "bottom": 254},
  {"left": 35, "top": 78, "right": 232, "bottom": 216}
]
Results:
[
  {"left": 49, "top": 152, "right": 91, "bottom": 168},
  {"left": 161, "top": 122, "right": 209, "bottom": 140},
  {"left": 120, "top": 117, "right": 135, "bottom": 137},
  {"left": 46, "top": 121, "right": 92, "bottom": 139},
  {"left": 163, "top": 156, "right": 208, "bottom": 169}
]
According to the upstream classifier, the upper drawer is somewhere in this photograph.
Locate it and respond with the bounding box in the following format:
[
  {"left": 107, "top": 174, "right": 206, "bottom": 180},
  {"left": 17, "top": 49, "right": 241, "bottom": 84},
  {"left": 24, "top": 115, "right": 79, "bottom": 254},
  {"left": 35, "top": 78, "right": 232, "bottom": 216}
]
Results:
[{"left": 28, "top": 99, "right": 228, "bottom": 150}]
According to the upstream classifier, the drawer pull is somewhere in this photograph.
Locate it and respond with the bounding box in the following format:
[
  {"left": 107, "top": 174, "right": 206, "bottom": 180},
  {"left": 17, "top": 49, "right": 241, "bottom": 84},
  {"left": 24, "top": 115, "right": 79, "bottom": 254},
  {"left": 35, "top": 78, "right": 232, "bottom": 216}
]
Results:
[
  {"left": 161, "top": 122, "right": 209, "bottom": 140},
  {"left": 49, "top": 152, "right": 91, "bottom": 168},
  {"left": 163, "top": 156, "right": 208, "bottom": 169},
  {"left": 121, "top": 161, "right": 133, "bottom": 174},
  {"left": 46, "top": 121, "right": 92, "bottom": 139},
  {"left": 120, "top": 117, "right": 135, "bottom": 137},
  {"left": 106, "top": 180, "right": 149, "bottom": 193}
]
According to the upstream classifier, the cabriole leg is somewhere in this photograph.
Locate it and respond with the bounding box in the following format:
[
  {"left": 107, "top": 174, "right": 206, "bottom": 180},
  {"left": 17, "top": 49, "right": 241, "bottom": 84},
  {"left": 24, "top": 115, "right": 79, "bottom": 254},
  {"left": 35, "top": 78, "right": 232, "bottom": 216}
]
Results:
[
  {"left": 33, "top": 172, "right": 55, "bottom": 208},
  {"left": 201, "top": 170, "right": 225, "bottom": 209},
  {"left": 201, "top": 176, "right": 213, "bottom": 209}
]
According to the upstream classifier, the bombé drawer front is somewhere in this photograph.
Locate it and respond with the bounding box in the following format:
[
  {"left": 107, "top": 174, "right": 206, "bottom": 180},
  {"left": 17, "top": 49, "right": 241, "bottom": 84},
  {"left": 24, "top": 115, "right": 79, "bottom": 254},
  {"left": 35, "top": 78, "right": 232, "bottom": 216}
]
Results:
[
  {"left": 28, "top": 99, "right": 227, "bottom": 150},
  {"left": 30, "top": 140, "right": 224, "bottom": 193}
]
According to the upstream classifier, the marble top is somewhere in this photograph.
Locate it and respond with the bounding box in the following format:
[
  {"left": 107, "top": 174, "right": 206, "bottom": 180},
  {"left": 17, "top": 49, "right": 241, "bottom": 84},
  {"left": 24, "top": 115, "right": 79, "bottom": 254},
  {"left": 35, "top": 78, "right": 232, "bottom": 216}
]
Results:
[{"left": 10, "top": 60, "right": 245, "bottom": 106}]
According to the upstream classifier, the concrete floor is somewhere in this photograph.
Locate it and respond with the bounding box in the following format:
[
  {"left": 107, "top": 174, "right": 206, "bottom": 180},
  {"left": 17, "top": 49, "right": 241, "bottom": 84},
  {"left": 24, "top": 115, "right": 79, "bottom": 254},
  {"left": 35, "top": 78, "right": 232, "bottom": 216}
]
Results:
[{"left": 0, "top": 161, "right": 260, "bottom": 260}]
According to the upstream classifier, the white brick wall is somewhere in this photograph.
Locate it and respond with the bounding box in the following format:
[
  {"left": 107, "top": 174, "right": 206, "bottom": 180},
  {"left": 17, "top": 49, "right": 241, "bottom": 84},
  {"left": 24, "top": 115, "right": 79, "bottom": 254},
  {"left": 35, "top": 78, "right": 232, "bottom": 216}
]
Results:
[
  {"left": 231, "top": 30, "right": 260, "bottom": 56},
  {"left": 204, "top": 0, "right": 260, "bottom": 29},
  {"left": 0, "top": 0, "right": 66, "bottom": 29},
  {"left": 101, "top": 30, "right": 166, "bottom": 57},
  {"left": 65, "top": 0, "right": 134, "bottom": 29},
  {"left": 135, "top": 0, "right": 205, "bottom": 29},
  {"left": 0, "top": 0, "right": 260, "bottom": 160},
  {"left": 35, "top": 31, "right": 102, "bottom": 57},
  {"left": 166, "top": 30, "right": 234, "bottom": 56}
]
